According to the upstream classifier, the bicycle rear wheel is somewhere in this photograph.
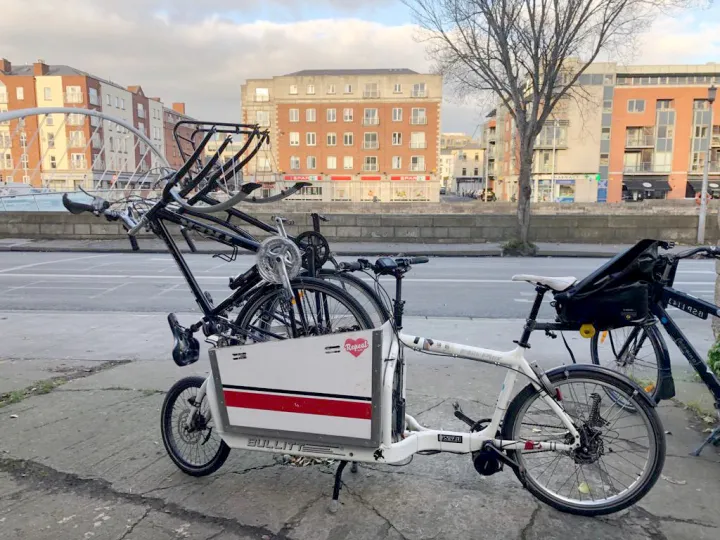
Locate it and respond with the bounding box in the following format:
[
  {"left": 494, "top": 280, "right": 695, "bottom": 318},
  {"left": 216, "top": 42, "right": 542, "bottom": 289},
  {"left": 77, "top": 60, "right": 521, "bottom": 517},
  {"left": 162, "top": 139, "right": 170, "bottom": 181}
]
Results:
[
  {"left": 234, "top": 277, "right": 374, "bottom": 342},
  {"left": 502, "top": 366, "right": 665, "bottom": 516},
  {"left": 317, "top": 269, "right": 390, "bottom": 328}
]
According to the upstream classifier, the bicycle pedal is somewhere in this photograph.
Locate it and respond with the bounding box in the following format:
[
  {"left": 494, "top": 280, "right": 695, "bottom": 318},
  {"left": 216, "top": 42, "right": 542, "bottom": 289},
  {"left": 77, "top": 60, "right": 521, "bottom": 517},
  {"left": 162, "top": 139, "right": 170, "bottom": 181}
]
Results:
[{"left": 452, "top": 402, "right": 479, "bottom": 427}]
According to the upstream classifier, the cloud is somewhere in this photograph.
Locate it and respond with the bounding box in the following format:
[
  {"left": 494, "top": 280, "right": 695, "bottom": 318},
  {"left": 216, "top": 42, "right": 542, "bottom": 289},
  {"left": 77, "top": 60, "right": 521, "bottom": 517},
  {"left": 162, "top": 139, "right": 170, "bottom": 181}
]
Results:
[{"left": 1, "top": 1, "right": 716, "bottom": 135}]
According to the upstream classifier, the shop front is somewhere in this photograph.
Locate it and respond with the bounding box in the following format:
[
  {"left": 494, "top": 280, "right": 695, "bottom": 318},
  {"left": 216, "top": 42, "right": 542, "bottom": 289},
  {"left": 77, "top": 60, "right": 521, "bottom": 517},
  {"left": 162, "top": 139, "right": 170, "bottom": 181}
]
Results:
[
  {"left": 687, "top": 178, "right": 720, "bottom": 199},
  {"left": 534, "top": 177, "right": 579, "bottom": 202},
  {"left": 622, "top": 177, "right": 671, "bottom": 201}
]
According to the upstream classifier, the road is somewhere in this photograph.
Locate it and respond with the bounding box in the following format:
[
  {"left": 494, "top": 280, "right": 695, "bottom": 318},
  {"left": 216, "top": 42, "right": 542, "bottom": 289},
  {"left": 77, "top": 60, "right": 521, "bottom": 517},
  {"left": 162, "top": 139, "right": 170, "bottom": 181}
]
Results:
[{"left": 0, "top": 251, "right": 715, "bottom": 319}]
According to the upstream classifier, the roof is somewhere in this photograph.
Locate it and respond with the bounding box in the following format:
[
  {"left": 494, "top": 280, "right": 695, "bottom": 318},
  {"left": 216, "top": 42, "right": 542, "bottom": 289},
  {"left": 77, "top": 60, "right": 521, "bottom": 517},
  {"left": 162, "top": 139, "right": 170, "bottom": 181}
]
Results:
[{"left": 283, "top": 68, "right": 418, "bottom": 77}]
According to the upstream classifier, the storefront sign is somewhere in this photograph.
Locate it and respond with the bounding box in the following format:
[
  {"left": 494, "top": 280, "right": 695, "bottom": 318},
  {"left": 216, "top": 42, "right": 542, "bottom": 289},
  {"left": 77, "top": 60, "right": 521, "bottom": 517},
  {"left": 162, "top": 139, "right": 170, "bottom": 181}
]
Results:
[
  {"left": 283, "top": 175, "right": 322, "bottom": 181},
  {"left": 330, "top": 175, "right": 351, "bottom": 181},
  {"left": 390, "top": 175, "right": 431, "bottom": 181},
  {"left": 360, "top": 175, "right": 382, "bottom": 181},
  {"left": 555, "top": 179, "right": 575, "bottom": 185}
]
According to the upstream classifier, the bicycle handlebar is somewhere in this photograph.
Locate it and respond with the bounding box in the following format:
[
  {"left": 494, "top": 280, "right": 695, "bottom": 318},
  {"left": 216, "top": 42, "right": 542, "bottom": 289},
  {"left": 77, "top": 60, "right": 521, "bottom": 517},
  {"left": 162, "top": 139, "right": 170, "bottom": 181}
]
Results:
[
  {"left": 339, "top": 256, "right": 429, "bottom": 274},
  {"left": 674, "top": 245, "right": 720, "bottom": 260}
]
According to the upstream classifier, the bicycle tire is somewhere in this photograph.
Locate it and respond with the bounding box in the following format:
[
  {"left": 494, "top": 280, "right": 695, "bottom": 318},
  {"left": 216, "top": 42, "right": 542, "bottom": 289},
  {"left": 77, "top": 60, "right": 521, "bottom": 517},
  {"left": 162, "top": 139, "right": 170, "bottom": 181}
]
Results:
[
  {"left": 590, "top": 324, "right": 666, "bottom": 406},
  {"left": 317, "top": 269, "right": 391, "bottom": 327},
  {"left": 233, "top": 277, "right": 374, "bottom": 341},
  {"left": 502, "top": 366, "right": 665, "bottom": 516},
  {"left": 161, "top": 376, "right": 230, "bottom": 476}
]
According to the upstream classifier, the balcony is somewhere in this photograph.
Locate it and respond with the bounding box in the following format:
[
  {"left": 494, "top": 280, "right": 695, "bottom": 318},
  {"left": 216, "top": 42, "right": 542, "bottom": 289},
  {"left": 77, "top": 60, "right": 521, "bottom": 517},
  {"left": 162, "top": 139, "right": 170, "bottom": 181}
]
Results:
[
  {"left": 624, "top": 162, "right": 671, "bottom": 173},
  {"left": 410, "top": 164, "right": 426, "bottom": 172},
  {"left": 411, "top": 90, "right": 427, "bottom": 98},
  {"left": 410, "top": 142, "right": 427, "bottom": 149},
  {"left": 410, "top": 117, "right": 428, "bottom": 125},
  {"left": 254, "top": 95, "right": 270, "bottom": 102},
  {"left": 535, "top": 140, "right": 567, "bottom": 149},
  {"left": 690, "top": 162, "right": 720, "bottom": 173},
  {"left": 536, "top": 164, "right": 553, "bottom": 173},
  {"left": 362, "top": 141, "right": 379, "bottom": 150},
  {"left": 625, "top": 135, "right": 654, "bottom": 148},
  {"left": 363, "top": 117, "right": 379, "bottom": 126},
  {"left": 712, "top": 135, "right": 720, "bottom": 147},
  {"left": 64, "top": 93, "right": 84, "bottom": 104},
  {"left": 363, "top": 164, "right": 379, "bottom": 172},
  {"left": 363, "top": 91, "right": 380, "bottom": 98}
]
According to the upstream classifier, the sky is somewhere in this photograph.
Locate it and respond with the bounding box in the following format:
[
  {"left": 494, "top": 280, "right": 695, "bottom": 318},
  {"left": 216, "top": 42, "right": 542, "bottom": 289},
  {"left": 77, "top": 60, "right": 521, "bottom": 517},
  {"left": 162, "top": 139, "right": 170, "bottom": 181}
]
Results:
[{"left": 1, "top": 0, "right": 720, "bottom": 134}]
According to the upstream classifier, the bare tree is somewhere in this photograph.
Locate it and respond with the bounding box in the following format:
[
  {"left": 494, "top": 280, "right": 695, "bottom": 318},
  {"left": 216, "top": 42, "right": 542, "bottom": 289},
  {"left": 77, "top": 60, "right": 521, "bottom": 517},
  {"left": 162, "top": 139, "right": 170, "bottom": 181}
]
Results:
[{"left": 404, "top": 0, "right": 693, "bottom": 253}]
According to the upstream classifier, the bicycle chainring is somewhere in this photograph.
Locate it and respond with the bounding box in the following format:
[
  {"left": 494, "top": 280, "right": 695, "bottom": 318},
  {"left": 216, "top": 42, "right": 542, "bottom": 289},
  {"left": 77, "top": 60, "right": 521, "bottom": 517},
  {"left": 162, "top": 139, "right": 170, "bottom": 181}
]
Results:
[
  {"left": 295, "top": 231, "right": 331, "bottom": 267},
  {"left": 256, "top": 236, "right": 303, "bottom": 285}
]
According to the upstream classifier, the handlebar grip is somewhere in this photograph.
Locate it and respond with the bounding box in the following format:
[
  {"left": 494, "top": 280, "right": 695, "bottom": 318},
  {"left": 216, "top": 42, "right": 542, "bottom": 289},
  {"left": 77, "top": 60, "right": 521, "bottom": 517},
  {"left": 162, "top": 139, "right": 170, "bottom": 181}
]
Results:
[
  {"left": 407, "top": 256, "right": 429, "bottom": 265},
  {"left": 339, "top": 261, "right": 364, "bottom": 272},
  {"left": 128, "top": 216, "right": 147, "bottom": 236}
]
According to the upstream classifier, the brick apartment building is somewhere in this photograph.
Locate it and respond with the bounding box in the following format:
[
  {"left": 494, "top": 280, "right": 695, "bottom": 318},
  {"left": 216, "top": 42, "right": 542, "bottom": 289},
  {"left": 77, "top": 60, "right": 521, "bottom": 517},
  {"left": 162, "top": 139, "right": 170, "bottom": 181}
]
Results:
[
  {"left": 0, "top": 58, "right": 191, "bottom": 190},
  {"left": 487, "top": 62, "right": 720, "bottom": 203},
  {"left": 240, "top": 69, "right": 442, "bottom": 203}
]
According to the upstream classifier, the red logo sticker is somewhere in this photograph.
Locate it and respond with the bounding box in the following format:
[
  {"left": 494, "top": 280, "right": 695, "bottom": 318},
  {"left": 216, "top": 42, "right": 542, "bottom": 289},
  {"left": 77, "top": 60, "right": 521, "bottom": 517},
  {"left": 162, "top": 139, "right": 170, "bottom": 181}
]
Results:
[{"left": 344, "top": 338, "right": 369, "bottom": 357}]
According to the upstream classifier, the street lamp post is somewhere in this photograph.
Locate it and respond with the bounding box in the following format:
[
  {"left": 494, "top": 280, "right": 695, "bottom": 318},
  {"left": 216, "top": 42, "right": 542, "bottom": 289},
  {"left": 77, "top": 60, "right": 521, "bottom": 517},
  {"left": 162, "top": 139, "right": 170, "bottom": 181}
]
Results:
[{"left": 698, "top": 84, "right": 717, "bottom": 244}]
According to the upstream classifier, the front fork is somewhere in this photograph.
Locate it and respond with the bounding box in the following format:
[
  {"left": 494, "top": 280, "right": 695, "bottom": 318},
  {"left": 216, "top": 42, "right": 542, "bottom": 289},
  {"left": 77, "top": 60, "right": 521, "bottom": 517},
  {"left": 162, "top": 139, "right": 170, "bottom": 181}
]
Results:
[{"left": 186, "top": 377, "right": 211, "bottom": 429}]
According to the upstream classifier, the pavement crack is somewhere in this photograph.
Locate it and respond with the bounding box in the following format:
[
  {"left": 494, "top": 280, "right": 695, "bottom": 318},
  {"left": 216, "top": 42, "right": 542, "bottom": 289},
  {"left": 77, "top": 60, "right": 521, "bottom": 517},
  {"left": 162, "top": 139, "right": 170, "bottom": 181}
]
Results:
[
  {"left": 117, "top": 507, "right": 150, "bottom": 540},
  {"left": 631, "top": 506, "right": 715, "bottom": 529},
  {"left": 0, "top": 456, "right": 284, "bottom": 539},
  {"left": 277, "top": 493, "right": 324, "bottom": 537},
  {"left": 344, "top": 486, "right": 409, "bottom": 540},
  {"left": 518, "top": 503, "right": 541, "bottom": 540},
  {"left": 230, "top": 460, "right": 284, "bottom": 477},
  {"left": 204, "top": 529, "right": 226, "bottom": 540},
  {"left": 412, "top": 398, "right": 449, "bottom": 418}
]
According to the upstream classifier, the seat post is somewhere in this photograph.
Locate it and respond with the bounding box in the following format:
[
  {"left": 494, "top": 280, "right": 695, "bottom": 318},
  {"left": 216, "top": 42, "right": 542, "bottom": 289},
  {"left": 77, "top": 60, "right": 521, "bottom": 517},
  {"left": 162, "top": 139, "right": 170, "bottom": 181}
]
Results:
[{"left": 516, "top": 286, "right": 548, "bottom": 348}]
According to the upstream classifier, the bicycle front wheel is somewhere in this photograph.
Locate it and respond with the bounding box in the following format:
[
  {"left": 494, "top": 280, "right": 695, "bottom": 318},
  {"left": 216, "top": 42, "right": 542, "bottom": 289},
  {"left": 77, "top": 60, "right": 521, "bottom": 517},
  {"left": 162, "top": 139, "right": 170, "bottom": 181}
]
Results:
[
  {"left": 234, "top": 277, "right": 374, "bottom": 342},
  {"left": 502, "top": 366, "right": 665, "bottom": 516},
  {"left": 590, "top": 324, "right": 665, "bottom": 405},
  {"left": 317, "top": 269, "right": 390, "bottom": 328}
]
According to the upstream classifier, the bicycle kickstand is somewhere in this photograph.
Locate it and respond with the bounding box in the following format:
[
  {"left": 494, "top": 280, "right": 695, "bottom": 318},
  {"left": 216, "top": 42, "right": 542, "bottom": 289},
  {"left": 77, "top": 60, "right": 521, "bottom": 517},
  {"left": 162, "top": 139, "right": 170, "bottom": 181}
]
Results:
[
  {"left": 691, "top": 425, "right": 720, "bottom": 456},
  {"left": 328, "top": 460, "right": 349, "bottom": 514}
]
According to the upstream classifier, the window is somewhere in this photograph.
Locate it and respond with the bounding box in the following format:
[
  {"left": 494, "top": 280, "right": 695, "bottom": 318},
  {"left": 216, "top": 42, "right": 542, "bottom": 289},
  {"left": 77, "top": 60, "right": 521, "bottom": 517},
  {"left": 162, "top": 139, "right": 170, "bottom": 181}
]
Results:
[
  {"left": 307, "top": 156, "right": 316, "bottom": 169},
  {"left": 601, "top": 127, "right": 611, "bottom": 140},
  {"left": 289, "top": 132, "right": 300, "bottom": 146},
  {"left": 627, "top": 99, "right": 645, "bottom": 113},
  {"left": 412, "top": 83, "right": 427, "bottom": 97},
  {"left": 68, "top": 113, "right": 84, "bottom": 126},
  {"left": 392, "top": 132, "right": 402, "bottom": 145},
  {"left": 289, "top": 108, "right": 300, "bottom": 122},
  {"left": 694, "top": 99, "right": 709, "bottom": 110},
  {"left": 43, "top": 87, "right": 51, "bottom": 100},
  {"left": 256, "top": 111, "right": 270, "bottom": 126},
  {"left": 393, "top": 83, "right": 402, "bottom": 93},
  {"left": 410, "top": 132, "right": 426, "bottom": 149},
  {"left": 603, "top": 100, "right": 612, "bottom": 112},
  {"left": 363, "top": 156, "right": 378, "bottom": 171},
  {"left": 49, "top": 155, "right": 57, "bottom": 169},
  {"left": 474, "top": 167, "right": 479, "bottom": 176},
  {"left": 254, "top": 88, "right": 269, "bottom": 102},
  {"left": 138, "top": 122, "right": 145, "bottom": 133},
  {"left": 411, "top": 156, "right": 426, "bottom": 171},
  {"left": 363, "top": 108, "right": 379, "bottom": 125},
  {"left": 364, "top": 83, "right": 379, "bottom": 98},
  {"left": 327, "top": 108, "right": 337, "bottom": 122},
  {"left": 16, "top": 87, "right": 24, "bottom": 100},
  {"left": 290, "top": 156, "right": 300, "bottom": 169},
  {"left": 306, "top": 108, "right": 316, "bottom": 122},
  {"left": 694, "top": 125, "right": 708, "bottom": 139},
  {"left": 343, "top": 108, "right": 354, "bottom": 122},
  {"left": 256, "top": 157, "right": 271, "bottom": 172},
  {"left": 327, "top": 132, "right": 337, "bottom": 146},
  {"left": 599, "top": 153, "right": 609, "bottom": 166},
  {"left": 392, "top": 156, "right": 402, "bottom": 169},
  {"left": 115, "top": 96, "right": 120, "bottom": 108},
  {"left": 343, "top": 132, "right": 354, "bottom": 146},
  {"left": 656, "top": 99, "right": 673, "bottom": 110},
  {"left": 3, "top": 153, "right": 11, "bottom": 168},
  {"left": 71, "top": 153, "right": 87, "bottom": 169},
  {"left": 363, "top": 132, "right": 378, "bottom": 149},
  {"left": 137, "top": 103, "right": 145, "bottom": 118},
  {"left": 306, "top": 84, "right": 315, "bottom": 95},
  {"left": 105, "top": 94, "right": 111, "bottom": 105},
  {"left": 20, "top": 153, "right": 28, "bottom": 167},
  {"left": 327, "top": 156, "right": 337, "bottom": 170},
  {"left": 47, "top": 133, "right": 55, "bottom": 148},
  {"left": 411, "top": 108, "right": 427, "bottom": 124},
  {"left": 289, "top": 84, "right": 298, "bottom": 95},
  {"left": 343, "top": 156, "right": 353, "bottom": 169},
  {"left": 344, "top": 84, "right": 353, "bottom": 94},
  {"left": 327, "top": 84, "right": 336, "bottom": 95},
  {"left": 306, "top": 132, "right": 317, "bottom": 146},
  {"left": 392, "top": 108, "right": 402, "bottom": 122},
  {"left": 20, "top": 133, "right": 26, "bottom": 148},
  {"left": 69, "top": 131, "right": 86, "bottom": 147},
  {"left": 120, "top": 98, "right": 125, "bottom": 110}
]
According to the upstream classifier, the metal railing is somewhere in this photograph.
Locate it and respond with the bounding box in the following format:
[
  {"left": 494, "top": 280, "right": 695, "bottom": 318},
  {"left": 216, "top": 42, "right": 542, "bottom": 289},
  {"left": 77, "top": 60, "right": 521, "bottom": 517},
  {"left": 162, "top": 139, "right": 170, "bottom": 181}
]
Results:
[
  {"left": 623, "top": 162, "right": 671, "bottom": 173},
  {"left": 362, "top": 141, "right": 379, "bottom": 150},
  {"left": 410, "top": 164, "right": 426, "bottom": 172},
  {"left": 410, "top": 142, "right": 427, "bottom": 149},
  {"left": 64, "top": 93, "right": 84, "bottom": 104},
  {"left": 410, "top": 117, "right": 428, "bottom": 125},
  {"left": 254, "top": 95, "right": 270, "bottom": 102},
  {"left": 362, "top": 164, "right": 379, "bottom": 172},
  {"left": 363, "top": 91, "right": 380, "bottom": 98},
  {"left": 625, "top": 134, "right": 654, "bottom": 147},
  {"left": 411, "top": 90, "right": 427, "bottom": 98},
  {"left": 362, "top": 117, "right": 379, "bottom": 126},
  {"left": 690, "top": 162, "right": 720, "bottom": 173}
]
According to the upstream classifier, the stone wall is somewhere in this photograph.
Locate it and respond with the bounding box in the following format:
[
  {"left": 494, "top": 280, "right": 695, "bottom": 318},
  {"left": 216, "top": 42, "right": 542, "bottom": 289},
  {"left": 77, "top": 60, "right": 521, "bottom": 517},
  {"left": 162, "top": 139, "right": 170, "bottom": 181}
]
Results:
[{"left": 1, "top": 210, "right": 717, "bottom": 244}]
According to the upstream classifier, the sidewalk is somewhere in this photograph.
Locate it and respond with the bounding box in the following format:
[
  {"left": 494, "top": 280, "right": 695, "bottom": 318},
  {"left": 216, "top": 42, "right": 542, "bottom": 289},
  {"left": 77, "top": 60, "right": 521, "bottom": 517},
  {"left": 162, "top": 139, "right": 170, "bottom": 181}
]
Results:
[
  {"left": 0, "top": 237, "right": 694, "bottom": 257},
  {"left": 1, "top": 312, "right": 719, "bottom": 539}
]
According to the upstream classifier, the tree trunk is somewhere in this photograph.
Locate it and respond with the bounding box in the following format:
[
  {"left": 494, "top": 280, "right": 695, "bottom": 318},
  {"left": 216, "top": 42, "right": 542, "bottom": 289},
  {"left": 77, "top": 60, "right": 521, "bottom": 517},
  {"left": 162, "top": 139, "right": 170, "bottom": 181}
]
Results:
[{"left": 515, "top": 148, "right": 535, "bottom": 254}]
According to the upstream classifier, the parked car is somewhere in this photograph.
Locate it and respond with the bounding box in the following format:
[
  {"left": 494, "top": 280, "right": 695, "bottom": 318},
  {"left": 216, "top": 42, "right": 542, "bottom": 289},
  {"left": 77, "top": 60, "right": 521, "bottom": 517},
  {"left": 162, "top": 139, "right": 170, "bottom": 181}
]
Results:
[{"left": 439, "top": 186, "right": 447, "bottom": 195}]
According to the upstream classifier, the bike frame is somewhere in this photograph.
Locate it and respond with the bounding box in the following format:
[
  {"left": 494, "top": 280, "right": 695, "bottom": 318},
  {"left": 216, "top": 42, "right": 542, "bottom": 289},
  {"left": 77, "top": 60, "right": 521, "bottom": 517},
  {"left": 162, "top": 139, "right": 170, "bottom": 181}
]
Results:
[{"left": 190, "top": 321, "right": 581, "bottom": 465}]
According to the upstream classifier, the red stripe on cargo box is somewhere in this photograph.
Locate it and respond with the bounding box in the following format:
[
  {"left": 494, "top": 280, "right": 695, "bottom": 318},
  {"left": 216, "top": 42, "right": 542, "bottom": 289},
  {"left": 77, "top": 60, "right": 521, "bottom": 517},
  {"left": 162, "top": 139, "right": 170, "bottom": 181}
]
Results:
[{"left": 223, "top": 390, "right": 372, "bottom": 419}]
